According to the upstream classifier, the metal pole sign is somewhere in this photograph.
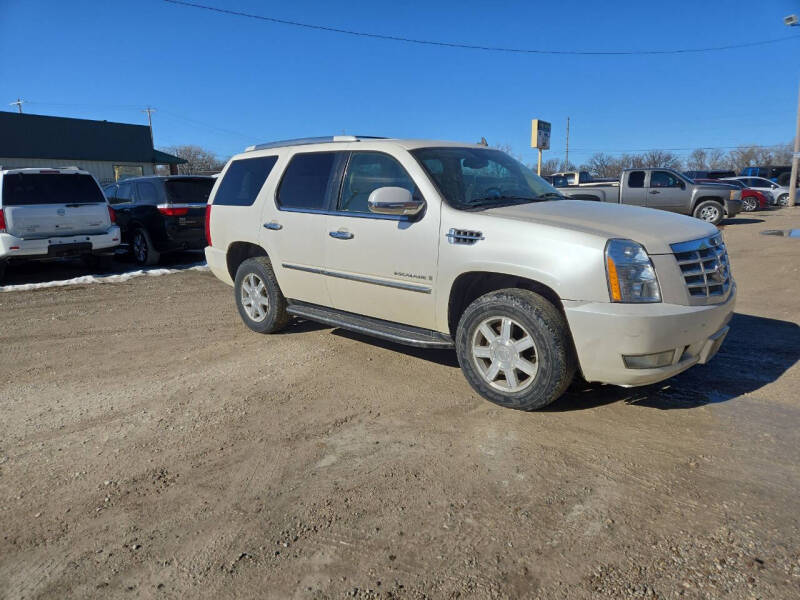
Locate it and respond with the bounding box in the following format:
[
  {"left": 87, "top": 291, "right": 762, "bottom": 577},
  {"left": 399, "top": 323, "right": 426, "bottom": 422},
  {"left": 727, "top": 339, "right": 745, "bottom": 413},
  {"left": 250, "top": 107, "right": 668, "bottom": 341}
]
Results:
[
  {"left": 531, "top": 119, "right": 551, "bottom": 150},
  {"left": 532, "top": 119, "right": 551, "bottom": 175}
]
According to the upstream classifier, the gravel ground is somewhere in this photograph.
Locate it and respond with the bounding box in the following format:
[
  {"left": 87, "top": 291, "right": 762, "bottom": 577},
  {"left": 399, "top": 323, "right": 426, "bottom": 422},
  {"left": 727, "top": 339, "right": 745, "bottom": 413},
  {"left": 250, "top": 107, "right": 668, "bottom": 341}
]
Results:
[{"left": 1, "top": 210, "right": 799, "bottom": 599}]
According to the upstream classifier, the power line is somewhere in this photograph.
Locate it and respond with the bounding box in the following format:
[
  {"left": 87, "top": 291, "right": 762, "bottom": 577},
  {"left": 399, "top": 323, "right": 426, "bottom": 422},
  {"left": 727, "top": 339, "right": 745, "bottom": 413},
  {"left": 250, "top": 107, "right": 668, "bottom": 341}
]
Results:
[{"left": 162, "top": 0, "right": 800, "bottom": 56}]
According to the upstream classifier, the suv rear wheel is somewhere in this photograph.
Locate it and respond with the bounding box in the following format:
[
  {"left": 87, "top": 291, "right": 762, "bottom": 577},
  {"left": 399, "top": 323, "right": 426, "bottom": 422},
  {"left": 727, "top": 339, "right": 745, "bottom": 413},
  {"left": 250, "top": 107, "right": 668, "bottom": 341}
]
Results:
[
  {"left": 132, "top": 228, "right": 160, "bottom": 266},
  {"left": 234, "top": 256, "right": 289, "bottom": 334},
  {"left": 455, "top": 289, "right": 576, "bottom": 410}
]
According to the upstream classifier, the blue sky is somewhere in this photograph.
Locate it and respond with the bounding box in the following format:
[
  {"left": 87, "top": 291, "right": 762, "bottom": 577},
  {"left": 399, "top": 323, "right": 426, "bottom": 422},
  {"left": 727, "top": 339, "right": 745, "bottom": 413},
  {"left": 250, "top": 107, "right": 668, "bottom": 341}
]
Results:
[{"left": 2, "top": 0, "right": 799, "bottom": 166}]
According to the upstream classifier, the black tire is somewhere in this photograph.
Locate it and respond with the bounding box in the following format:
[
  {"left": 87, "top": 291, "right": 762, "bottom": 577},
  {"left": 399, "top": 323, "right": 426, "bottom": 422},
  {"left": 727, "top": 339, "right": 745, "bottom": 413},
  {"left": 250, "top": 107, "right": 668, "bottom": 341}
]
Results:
[
  {"left": 692, "top": 200, "right": 724, "bottom": 225},
  {"left": 455, "top": 289, "right": 576, "bottom": 411},
  {"left": 234, "top": 256, "right": 289, "bottom": 334},
  {"left": 132, "top": 228, "right": 160, "bottom": 266},
  {"left": 0, "top": 261, "right": 6, "bottom": 283},
  {"left": 741, "top": 197, "right": 758, "bottom": 212}
]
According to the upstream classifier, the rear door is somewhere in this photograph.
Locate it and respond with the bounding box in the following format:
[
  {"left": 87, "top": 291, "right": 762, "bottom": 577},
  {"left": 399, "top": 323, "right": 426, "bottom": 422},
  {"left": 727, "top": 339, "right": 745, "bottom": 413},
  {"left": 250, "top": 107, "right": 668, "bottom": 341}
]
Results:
[
  {"left": 1, "top": 171, "right": 110, "bottom": 239},
  {"left": 620, "top": 171, "right": 646, "bottom": 206},
  {"left": 110, "top": 182, "right": 135, "bottom": 244},
  {"left": 261, "top": 151, "right": 344, "bottom": 306},
  {"left": 646, "top": 170, "right": 686, "bottom": 212}
]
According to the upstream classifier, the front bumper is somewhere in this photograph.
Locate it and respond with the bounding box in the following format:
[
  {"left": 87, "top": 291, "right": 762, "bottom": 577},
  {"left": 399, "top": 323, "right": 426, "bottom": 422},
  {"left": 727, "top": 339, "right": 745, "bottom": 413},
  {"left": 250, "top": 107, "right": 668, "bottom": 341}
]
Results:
[
  {"left": 564, "top": 285, "right": 736, "bottom": 386},
  {"left": 0, "top": 227, "right": 121, "bottom": 260}
]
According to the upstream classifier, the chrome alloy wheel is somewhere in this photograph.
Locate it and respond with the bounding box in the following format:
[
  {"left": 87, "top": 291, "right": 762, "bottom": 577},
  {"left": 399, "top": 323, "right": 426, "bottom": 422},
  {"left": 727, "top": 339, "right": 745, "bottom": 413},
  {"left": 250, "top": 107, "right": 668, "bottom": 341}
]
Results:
[
  {"left": 471, "top": 316, "right": 539, "bottom": 393},
  {"left": 698, "top": 204, "right": 721, "bottom": 222},
  {"left": 742, "top": 197, "right": 758, "bottom": 212},
  {"left": 240, "top": 273, "right": 269, "bottom": 322}
]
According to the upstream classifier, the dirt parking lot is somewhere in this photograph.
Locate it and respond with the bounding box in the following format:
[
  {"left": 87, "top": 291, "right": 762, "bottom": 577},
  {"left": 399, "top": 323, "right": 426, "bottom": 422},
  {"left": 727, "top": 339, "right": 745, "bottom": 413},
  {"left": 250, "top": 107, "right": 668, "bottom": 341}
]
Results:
[{"left": 1, "top": 210, "right": 799, "bottom": 599}]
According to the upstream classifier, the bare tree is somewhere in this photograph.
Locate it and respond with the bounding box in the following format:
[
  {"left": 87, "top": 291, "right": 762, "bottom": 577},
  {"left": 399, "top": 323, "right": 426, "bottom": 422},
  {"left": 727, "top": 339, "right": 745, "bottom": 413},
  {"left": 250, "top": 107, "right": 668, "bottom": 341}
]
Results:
[
  {"left": 161, "top": 145, "right": 227, "bottom": 175},
  {"left": 585, "top": 153, "right": 618, "bottom": 178},
  {"left": 541, "top": 158, "right": 562, "bottom": 175}
]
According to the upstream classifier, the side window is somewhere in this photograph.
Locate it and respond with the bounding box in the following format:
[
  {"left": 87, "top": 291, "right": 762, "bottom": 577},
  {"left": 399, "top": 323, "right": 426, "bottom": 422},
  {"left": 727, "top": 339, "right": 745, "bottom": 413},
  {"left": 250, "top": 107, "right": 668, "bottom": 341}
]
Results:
[
  {"left": 136, "top": 181, "right": 160, "bottom": 205},
  {"left": 277, "top": 152, "right": 337, "bottom": 211},
  {"left": 650, "top": 171, "right": 681, "bottom": 188},
  {"left": 214, "top": 156, "right": 278, "bottom": 206},
  {"left": 628, "top": 171, "right": 645, "bottom": 188},
  {"left": 339, "top": 152, "right": 417, "bottom": 213},
  {"left": 117, "top": 183, "right": 133, "bottom": 202}
]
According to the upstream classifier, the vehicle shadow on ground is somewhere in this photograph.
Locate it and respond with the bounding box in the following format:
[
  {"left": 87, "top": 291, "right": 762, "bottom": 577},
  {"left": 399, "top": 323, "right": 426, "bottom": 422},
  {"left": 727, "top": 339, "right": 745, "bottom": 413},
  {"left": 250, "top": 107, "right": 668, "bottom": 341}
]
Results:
[
  {"left": 720, "top": 218, "right": 764, "bottom": 226},
  {"left": 1, "top": 250, "right": 205, "bottom": 287},
  {"left": 327, "top": 313, "right": 798, "bottom": 411},
  {"left": 549, "top": 312, "right": 799, "bottom": 411}
]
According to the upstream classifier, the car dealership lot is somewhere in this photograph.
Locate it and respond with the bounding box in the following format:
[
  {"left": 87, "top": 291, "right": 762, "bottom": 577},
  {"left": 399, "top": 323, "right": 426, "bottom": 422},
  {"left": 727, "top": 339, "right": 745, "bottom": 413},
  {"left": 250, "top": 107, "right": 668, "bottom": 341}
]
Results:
[{"left": 1, "top": 211, "right": 798, "bottom": 599}]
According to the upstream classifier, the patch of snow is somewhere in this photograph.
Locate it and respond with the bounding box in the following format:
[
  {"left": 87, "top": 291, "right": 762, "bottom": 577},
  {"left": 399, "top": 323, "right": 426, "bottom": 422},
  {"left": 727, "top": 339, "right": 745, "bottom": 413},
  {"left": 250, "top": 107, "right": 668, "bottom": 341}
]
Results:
[{"left": 1, "top": 263, "right": 209, "bottom": 293}]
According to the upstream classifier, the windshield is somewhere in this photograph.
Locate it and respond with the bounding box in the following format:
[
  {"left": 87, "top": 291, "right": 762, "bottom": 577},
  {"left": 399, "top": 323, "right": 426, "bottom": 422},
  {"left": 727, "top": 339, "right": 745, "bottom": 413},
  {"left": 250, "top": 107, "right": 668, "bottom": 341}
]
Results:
[
  {"left": 410, "top": 147, "right": 560, "bottom": 209},
  {"left": 2, "top": 173, "right": 105, "bottom": 206},
  {"left": 164, "top": 178, "right": 214, "bottom": 204}
]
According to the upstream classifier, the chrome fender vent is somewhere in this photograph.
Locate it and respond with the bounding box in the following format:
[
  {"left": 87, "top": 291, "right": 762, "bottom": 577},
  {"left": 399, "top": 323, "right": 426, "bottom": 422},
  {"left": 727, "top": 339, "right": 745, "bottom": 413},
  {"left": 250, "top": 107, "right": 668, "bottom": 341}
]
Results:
[{"left": 446, "top": 228, "right": 484, "bottom": 245}]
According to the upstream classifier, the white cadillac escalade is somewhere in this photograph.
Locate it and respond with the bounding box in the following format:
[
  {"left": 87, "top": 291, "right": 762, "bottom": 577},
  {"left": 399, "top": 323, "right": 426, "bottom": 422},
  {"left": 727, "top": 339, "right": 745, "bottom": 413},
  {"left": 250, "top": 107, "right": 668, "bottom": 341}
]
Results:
[{"left": 204, "top": 136, "right": 735, "bottom": 410}]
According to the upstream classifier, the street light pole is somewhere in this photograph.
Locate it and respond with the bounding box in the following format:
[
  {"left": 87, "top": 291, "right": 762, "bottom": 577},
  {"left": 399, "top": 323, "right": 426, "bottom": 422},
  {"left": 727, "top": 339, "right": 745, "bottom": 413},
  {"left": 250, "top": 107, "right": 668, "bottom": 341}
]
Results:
[{"left": 785, "top": 15, "right": 798, "bottom": 207}]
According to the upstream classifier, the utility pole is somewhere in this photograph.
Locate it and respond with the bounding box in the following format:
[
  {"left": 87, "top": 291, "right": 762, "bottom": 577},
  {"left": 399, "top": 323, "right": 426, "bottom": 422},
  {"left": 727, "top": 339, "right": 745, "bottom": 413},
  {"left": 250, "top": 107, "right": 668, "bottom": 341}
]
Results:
[
  {"left": 9, "top": 98, "right": 25, "bottom": 113},
  {"left": 785, "top": 15, "right": 799, "bottom": 207},
  {"left": 142, "top": 107, "right": 156, "bottom": 146},
  {"left": 789, "top": 80, "right": 799, "bottom": 207},
  {"left": 565, "top": 117, "right": 570, "bottom": 169}
]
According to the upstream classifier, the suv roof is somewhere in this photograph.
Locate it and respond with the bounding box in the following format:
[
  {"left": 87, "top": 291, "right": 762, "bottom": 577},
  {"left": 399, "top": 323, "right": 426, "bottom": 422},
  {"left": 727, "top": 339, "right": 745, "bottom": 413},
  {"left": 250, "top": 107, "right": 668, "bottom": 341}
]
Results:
[
  {"left": 110, "top": 175, "right": 215, "bottom": 184},
  {"left": 0, "top": 166, "right": 91, "bottom": 176},
  {"left": 241, "top": 136, "right": 486, "bottom": 154}
]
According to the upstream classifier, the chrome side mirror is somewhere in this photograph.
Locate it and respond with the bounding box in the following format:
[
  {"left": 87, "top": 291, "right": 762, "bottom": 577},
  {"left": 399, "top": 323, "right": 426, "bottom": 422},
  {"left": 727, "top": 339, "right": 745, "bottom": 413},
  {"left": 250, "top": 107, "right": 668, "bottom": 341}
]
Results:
[{"left": 367, "top": 186, "right": 424, "bottom": 216}]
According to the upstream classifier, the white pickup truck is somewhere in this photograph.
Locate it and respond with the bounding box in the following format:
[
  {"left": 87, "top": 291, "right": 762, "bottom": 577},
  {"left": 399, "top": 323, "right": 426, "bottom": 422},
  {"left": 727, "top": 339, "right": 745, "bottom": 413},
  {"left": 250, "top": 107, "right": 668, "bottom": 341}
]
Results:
[
  {"left": 204, "top": 137, "right": 735, "bottom": 411},
  {"left": 0, "top": 167, "right": 120, "bottom": 281}
]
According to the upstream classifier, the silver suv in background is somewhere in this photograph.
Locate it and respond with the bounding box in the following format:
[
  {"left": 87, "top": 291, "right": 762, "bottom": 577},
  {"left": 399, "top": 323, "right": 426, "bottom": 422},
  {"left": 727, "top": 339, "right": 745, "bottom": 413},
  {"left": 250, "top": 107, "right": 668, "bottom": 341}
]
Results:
[
  {"left": 0, "top": 167, "right": 120, "bottom": 282},
  {"left": 204, "top": 137, "right": 735, "bottom": 411}
]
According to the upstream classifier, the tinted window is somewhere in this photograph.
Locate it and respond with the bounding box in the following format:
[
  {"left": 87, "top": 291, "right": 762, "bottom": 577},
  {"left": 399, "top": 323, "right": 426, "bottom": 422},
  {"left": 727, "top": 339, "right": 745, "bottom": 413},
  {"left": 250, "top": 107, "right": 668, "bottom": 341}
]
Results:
[
  {"left": 136, "top": 181, "right": 160, "bottom": 205},
  {"left": 117, "top": 183, "right": 133, "bottom": 202},
  {"left": 166, "top": 178, "right": 214, "bottom": 204},
  {"left": 650, "top": 171, "right": 681, "bottom": 188},
  {"left": 628, "top": 171, "right": 645, "bottom": 188},
  {"left": 1, "top": 173, "right": 105, "bottom": 206},
  {"left": 339, "top": 152, "right": 417, "bottom": 213},
  {"left": 278, "top": 152, "right": 337, "bottom": 211},
  {"left": 214, "top": 156, "right": 277, "bottom": 207}
]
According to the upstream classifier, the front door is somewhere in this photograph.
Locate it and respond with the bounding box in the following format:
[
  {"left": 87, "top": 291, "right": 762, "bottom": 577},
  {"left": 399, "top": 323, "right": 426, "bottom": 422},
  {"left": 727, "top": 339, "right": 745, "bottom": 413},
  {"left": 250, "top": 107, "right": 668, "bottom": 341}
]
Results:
[
  {"left": 322, "top": 151, "right": 440, "bottom": 330},
  {"left": 646, "top": 170, "right": 686, "bottom": 212}
]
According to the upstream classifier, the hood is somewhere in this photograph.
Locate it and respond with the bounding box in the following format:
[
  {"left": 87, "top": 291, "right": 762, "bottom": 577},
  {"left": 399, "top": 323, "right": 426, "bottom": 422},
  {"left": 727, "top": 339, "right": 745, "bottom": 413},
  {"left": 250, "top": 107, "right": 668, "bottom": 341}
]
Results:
[{"left": 482, "top": 200, "right": 717, "bottom": 255}]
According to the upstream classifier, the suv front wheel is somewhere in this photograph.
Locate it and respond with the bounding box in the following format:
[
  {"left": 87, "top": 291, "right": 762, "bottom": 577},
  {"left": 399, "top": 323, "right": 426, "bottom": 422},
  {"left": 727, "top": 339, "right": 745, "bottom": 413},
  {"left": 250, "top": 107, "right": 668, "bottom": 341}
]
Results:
[
  {"left": 455, "top": 289, "right": 576, "bottom": 411},
  {"left": 234, "top": 256, "right": 289, "bottom": 334}
]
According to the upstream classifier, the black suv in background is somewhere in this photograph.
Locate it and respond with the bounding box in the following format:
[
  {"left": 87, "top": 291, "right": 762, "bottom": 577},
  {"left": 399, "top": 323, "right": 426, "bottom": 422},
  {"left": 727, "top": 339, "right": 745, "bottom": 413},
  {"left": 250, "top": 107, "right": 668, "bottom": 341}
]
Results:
[
  {"left": 683, "top": 170, "right": 737, "bottom": 180},
  {"left": 103, "top": 176, "right": 214, "bottom": 265}
]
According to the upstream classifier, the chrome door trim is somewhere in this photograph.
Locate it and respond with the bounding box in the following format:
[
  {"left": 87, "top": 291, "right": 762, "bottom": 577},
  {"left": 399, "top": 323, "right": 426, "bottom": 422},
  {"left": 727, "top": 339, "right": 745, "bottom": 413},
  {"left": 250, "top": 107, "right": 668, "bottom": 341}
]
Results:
[{"left": 281, "top": 263, "right": 431, "bottom": 294}]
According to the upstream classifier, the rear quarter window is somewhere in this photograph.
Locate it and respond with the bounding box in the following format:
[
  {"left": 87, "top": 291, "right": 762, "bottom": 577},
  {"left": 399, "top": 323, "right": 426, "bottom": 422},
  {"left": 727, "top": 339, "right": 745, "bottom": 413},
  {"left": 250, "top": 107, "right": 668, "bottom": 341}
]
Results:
[
  {"left": 213, "top": 156, "right": 278, "bottom": 206},
  {"left": 2, "top": 173, "right": 105, "bottom": 206}
]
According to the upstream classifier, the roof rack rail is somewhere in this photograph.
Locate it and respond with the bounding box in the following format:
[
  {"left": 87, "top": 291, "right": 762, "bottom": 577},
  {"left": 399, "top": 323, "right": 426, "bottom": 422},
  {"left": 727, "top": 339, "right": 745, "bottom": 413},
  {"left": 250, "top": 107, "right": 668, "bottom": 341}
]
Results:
[{"left": 245, "top": 135, "right": 386, "bottom": 152}]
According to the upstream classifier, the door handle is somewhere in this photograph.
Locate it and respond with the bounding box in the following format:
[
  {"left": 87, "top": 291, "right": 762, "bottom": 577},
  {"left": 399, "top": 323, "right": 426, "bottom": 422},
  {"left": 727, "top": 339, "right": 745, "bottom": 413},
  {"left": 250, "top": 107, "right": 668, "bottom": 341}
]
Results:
[
  {"left": 648, "top": 190, "right": 660, "bottom": 194},
  {"left": 329, "top": 230, "right": 354, "bottom": 240},
  {"left": 263, "top": 221, "right": 282, "bottom": 230}
]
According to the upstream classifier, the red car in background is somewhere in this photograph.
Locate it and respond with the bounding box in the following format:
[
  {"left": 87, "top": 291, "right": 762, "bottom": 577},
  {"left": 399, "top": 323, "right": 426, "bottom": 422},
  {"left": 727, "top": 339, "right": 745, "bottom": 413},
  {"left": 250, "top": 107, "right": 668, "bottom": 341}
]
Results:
[{"left": 694, "top": 178, "right": 768, "bottom": 212}]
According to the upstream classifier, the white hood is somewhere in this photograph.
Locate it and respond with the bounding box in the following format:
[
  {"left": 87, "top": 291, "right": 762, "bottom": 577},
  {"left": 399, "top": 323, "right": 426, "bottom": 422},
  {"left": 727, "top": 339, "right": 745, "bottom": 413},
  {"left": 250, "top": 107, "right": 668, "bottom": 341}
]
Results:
[{"left": 483, "top": 200, "right": 717, "bottom": 254}]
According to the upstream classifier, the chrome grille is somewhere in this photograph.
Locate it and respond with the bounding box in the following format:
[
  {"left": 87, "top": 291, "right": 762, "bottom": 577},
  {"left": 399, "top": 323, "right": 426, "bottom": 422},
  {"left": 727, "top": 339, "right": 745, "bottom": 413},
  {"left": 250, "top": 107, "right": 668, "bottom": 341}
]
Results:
[{"left": 671, "top": 234, "right": 731, "bottom": 299}]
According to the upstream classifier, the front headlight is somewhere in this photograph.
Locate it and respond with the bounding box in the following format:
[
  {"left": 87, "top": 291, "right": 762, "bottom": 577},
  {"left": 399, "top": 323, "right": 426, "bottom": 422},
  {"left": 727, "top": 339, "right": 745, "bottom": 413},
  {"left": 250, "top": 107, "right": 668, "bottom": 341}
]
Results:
[{"left": 605, "top": 239, "right": 661, "bottom": 303}]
